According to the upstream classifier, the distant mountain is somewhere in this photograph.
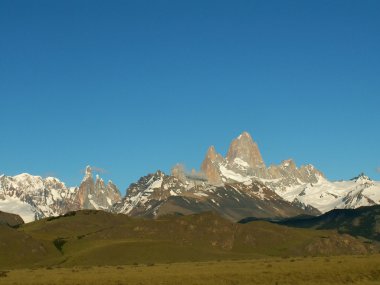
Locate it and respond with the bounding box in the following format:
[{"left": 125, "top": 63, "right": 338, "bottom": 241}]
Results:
[
  {"left": 112, "top": 132, "right": 328, "bottom": 220},
  {"left": 1, "top": 132, "right": 380, "bottom": 223},
  {"left": 198, "top": 132, "right": 380, "bottom": 213},
  {"left": 78, "top": 166, "right": 122, "bottom": 210},
  {"left": 274, "top": 173, "right": 380, "bottom": 213},
  {"left": 201, "top": 132, "right": 324, "bottom": 187},
  {"left": 115, "top": 132, "right": 380, "bottom": 220},
  {"left": 113, "top": 170, "right": 319, "bottom": 221},
  {"left": 0, "top": 166, "right": 121, "bottom": 222}
]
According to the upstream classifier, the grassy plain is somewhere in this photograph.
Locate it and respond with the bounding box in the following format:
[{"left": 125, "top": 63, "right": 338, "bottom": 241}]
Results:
[{"left": 1, "top": 255, "right": 380, "bottom": 285}]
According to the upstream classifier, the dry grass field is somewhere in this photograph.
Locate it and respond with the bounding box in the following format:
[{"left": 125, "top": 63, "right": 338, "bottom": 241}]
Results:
[{"left": 1, "top": 255, "right": 380, "bottom": 285}]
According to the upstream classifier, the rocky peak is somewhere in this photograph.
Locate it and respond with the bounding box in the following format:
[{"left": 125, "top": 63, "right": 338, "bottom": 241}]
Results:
[
  {"left": 205, "top": 146, "right": 222, "bottom": 161},
  {"left": 171, "top": 164, "right": 186, "bottom": 181},
  {"left": 197, "top": 133, "right": 325, "bottom": 188},
  {"left": 201, "top": 146, "right": 223, "bottom": 185},
  {"left": 154, "top": 170, "right": 165, "bottom": 178},
  {"left": 95, "top": 174, "right": 105, "bottom": 184},
  {"left": 107, "top": 180, "right": 116, "bottom": 188},
  {"left": 82, "top": 165, "right": 93, "bottom": 182},
  {"left": 95, "top": 175, "right": 106, "bottom": 189},
  {"left": 351, "top": 173, "right": 372, "bottom": 183},
  {"left": 0, "top": 167, "right": 121, "bottom": 223},
  {"left": 280, "top": 159, "right": 297, "bottom": 170},
  {"left": 226, "top": 132, "right": 265, "bottom": 169},
  {"left": 78, "top": 165, "right": 121, "bottom": 210},
  {"left": 0, "top": 211, "right": 25, "bottom": 227}
]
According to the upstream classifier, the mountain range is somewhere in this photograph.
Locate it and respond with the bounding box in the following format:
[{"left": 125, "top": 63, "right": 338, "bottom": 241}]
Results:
[
  {"left": 0, "top": 166, "right": 121, "bottom": 222},
  {"left": 1, "top": 132, "right": 379, "bottom": 222}
]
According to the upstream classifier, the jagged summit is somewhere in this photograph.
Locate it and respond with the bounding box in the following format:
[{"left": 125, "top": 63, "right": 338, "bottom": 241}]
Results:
[
  {"left": 201, "top": 146, "right": 224, "bottom": 184},
  {"left": 2, "top": 134, "right": 380, "bottom": 224},
  {"left": 85, "top": 165, "right": 92, "bottom": 173},
  {"left": 237, "top": 131, "right": 251, "bottom": 139},
  {"left": 205, "top": 145, "right": 221, "bottom": 160},
  {"left": 351, "top": 173, "right": 372, "bottom": 183},
  {"left": 226, "top": 132, "right": 265, "bottom": 168},
  {"left": 82, "top": 165, "right": 93, "bottom": 182},
  {"left": 78, "top": 165, "right": 121, "bottom": 210},
  {"left": 200, "top": 132, "right": 323, "bottom": 188},
  {"left": 0, "top": 166, "right": 121, "bottom": 223},
  {"left": 280, "top": 159, "right": 297, "bottom": 168},
  {"left": 114, "top": 168, "right": 320, "bottom": 220}
]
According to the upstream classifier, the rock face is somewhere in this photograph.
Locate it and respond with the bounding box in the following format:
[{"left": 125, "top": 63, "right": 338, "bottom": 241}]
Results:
[
  {"left": 77, "top": 166, "right": 121, "bottom": 210},
  {"left": 0, "top": 166, "right": 121, "bottom": 222},
  {"left": 226, "top": 132, "right": 265, "bottom": 169},
  {"left": 0, "top": 211, "right": 24, "bottom": 227},
  {"left": 201, "top": 146, "right": 224, "bottom": 184},
  {"left": 200, "top": 132, "right": 324, "bottom": 191}
]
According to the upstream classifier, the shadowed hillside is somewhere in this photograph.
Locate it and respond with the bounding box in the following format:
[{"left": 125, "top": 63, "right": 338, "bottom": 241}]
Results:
[{"left": 272, "top": 205, "right": 380, "bottom": 241}]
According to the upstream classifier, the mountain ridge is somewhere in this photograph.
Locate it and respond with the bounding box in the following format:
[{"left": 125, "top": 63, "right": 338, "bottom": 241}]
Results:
[
  {"left": 198, "top": 132, "right": 380, "bottom": 214},
  {"left": 113, "top": 170, "right": 320, "bottom": 221},
  {"left": 1, "top": 131, "right": 380, "bottom": 223},
  {"left": 0, "top": 166, "right": 121, "bottom": 222}
]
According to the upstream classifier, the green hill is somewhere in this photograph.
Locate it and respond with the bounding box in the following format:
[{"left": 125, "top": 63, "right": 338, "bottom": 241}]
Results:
[{"left": 0, "top": 210, "right": 377, "bottom": 269}]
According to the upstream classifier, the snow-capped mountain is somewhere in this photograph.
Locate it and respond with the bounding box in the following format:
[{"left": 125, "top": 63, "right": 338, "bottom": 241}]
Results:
[
  {"left": 113, "top": 132, "right": 328, "bottom": 220},
  {"left": 1, "top": 132, "right": 379, "bottom": 223},
  {"left": 201, "top": 132, "right": 324, "bottom": 188},
  {"left": 0, "top": 174, "right": 79, "bottom": 222},
  {"left": 113, "top": 170, "right": 320, "bottom": 221},
  {"left": 0, "top": 166, "right": 121, "bottom": 222},
  {"left": 277, "top": 173, "right": 380, "bottom": 213},
  {"left": 198, "top": 132, "right": 380, "bottom": 214},
  {"left": 98, "top": 132, "right": 380, "bottom": 221},
  {"left": 78, "top": 166, "right": 122, "bottom": 210}
]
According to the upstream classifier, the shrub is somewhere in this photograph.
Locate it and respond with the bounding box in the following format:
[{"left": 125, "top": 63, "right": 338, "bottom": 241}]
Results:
[
  {"left": 0, "top": 271, "right": 8, "bottom": 278},
  {"left": 53, "top": 238, "right": 67, "bottom": 253}
]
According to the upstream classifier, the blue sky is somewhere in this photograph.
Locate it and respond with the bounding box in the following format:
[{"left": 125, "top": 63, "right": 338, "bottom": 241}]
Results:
[{"left": 1, "top": 0, "right": 379, "bottom": 192}]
